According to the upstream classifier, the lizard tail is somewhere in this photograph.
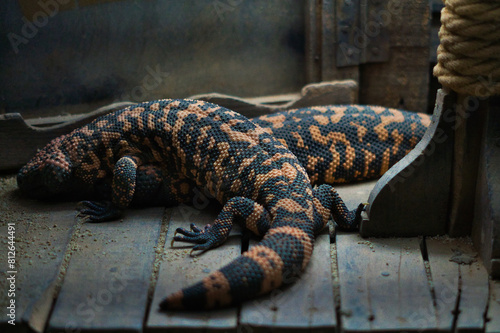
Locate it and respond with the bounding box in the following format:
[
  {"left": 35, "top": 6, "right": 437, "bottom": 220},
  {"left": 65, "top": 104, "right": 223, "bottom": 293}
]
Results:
[{"left": 159, "top": 224, "right": 314, "bottom": 310}]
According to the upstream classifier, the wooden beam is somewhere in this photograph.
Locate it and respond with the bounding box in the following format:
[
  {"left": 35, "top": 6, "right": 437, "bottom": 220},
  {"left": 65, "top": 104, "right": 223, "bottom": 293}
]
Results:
[
  {"left": 426, "top": 237, "right": 489, "bottom": 332},
  {"left": 359, "top": 0, "right": 430, "bottom": 112},
  {"left": 0, "top": 102, "right": 133, "bottom": 172}
]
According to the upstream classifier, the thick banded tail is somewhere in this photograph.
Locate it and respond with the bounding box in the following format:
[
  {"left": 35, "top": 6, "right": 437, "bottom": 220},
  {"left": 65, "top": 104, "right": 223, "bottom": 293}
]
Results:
[{"left": 159, "top": 224, "right": 314, "bottom": 310}]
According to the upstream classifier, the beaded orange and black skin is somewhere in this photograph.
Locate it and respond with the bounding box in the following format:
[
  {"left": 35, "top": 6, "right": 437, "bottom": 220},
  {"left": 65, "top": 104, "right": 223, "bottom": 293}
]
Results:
[
  {"left": 129, "top": 105, "right": 431, "bottom": 211},
  {"left": 17, "top": 99, "right": 366, "bottom": 310}
]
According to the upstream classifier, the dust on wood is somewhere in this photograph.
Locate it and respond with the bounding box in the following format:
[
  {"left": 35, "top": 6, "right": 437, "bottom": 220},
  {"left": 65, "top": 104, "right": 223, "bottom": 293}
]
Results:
[
  {"left": 337, "top": 235, "right": 437, "bottom": 332},
  {"left": 455, "top": 239, "right": 489, "bottom": 333},
  {"left": 47, "top": 207, "right": 164, "bottom": 333},
  {"left": 0, "top": 175, "right": 77, "bottom": 332},
  {"left": 426, "top": 236, "right": 489, "bottom": 332}
]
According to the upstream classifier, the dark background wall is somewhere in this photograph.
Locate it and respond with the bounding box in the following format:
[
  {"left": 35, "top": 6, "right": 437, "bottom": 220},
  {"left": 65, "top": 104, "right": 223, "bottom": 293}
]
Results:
[{"left": 1, "top": 0, "right": 306, "bottom": 114}]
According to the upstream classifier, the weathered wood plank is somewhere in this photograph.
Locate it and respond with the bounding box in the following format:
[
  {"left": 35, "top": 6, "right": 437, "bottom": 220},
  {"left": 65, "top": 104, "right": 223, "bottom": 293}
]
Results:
[
  {"left": 239, "top": 230, "right": 336, "bottom": 332},
  {"left": 336, "top": 233, "right": 373, "bottom": 332},
  {"left": 360, "top": 46, "right": 430, "bottom": 112},
  {"left": 486, "top": 280, "right": 500, "bottom": 333},
  {"left": 47, "top": 207, "right": 165, "bottom": 333},
  {"left": 18, "top": 207, "right": 78, "bottom": 333},
  {"left": 456, "top": 240, "right": 489, "bottom": 333},
  {"left": 146, "top": 205, "right": 239, "bottom": 332},
  {"left": 425, "top": 237, "right": 461, "bottom": 331},
  {"left": 427, "top": 237, "right": 489, "bottom": 332},
  {"left": 0, "top": 176, "right": 76, "bottom": 332},
  {"left": 337, "top": 235, "right": 437, "bottom": 332}
]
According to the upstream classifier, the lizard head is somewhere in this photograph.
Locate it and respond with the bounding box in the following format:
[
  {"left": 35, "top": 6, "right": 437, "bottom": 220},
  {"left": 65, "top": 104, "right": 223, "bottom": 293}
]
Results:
[{"left": 17, "top": 135, "right": 74, "bottom": 199}]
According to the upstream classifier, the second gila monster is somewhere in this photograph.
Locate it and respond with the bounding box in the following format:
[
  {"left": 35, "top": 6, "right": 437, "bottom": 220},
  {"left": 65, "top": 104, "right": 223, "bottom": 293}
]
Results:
[{"left": 131, "top": 104, "right": 431, "bottom": 207}]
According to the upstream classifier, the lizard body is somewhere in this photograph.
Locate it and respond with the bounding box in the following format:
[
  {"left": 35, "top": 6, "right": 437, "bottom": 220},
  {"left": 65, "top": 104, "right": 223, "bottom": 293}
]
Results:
[
  {"left": 131, "top": 105, "right": 431, "bottom": 207},
  {"left": 17, "top": 99, "right": 364, "bottom": 310}
]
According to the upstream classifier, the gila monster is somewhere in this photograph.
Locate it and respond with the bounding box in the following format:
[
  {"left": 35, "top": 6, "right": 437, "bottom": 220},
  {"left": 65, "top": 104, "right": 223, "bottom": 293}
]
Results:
[
  {"left": 130, "top": 105, "right": 431, "bottom": 207},
  {"left": 17, "top": 99, "right": 366, "bottom": 310}
]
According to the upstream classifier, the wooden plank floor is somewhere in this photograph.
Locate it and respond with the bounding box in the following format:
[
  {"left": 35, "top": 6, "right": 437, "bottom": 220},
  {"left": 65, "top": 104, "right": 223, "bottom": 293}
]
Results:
[{"left": 0, "top": 175, "right": 495, "bottom": 332}]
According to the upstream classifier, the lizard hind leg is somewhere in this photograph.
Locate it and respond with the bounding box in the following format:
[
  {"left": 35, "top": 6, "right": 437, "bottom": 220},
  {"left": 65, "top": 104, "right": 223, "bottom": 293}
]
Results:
[
  {"left": 172, "top": 196, "right": 271, "bottom": 256},
  {"left": 313, "top": 184, "right": 366, "bottom": 232}
]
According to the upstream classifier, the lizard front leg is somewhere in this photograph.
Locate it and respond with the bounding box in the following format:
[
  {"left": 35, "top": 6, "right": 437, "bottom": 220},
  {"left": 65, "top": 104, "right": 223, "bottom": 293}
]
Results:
[
  {"left": 172, "top": 196, "right": 271, "bottom": 256},
  {"left": 78, "top": 155, "right": 140, "bottom": 222}
]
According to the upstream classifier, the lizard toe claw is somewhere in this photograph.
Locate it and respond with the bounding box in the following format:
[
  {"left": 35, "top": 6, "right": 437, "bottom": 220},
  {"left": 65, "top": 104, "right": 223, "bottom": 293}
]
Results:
[
  {"left": 189, "top": 242, "right": 216, "bottom": 257},
  {"left": 172, "top": 233, "right": 209, "bottom": 245},
  {"left": 174, "top": 223, "right": 209, "bottom": 239},
  {"left": 171, "top": 223, "right": 221, "bottom": 255},
  {"left": 76, "top": 201, "right": 122, "bottom": 222}
]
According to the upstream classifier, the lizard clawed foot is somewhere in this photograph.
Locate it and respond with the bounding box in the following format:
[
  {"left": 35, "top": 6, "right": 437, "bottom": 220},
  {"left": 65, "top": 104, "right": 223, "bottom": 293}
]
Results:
[
  {"left": 335, "top": 202, "right": 368, "bottom": 231},
  {"left": 171, "top": 223, "right": 218, "bottom": 256},
  {"left": 349, "top": 203, "right": 368, "bottom": 230},
  {"left": 77, "top": 201, "right": 122, "bottom": 222}
]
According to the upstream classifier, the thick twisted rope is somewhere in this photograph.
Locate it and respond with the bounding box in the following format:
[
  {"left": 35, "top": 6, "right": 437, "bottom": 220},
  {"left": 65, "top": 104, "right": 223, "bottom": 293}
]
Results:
[{"left": 433, "top": 0, "right": 500, "bottom": 96}]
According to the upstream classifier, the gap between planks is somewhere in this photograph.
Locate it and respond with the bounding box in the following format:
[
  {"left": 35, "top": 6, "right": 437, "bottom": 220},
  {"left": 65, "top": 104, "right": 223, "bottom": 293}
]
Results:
[{"left": 147, "top": 204, "right": 240, "bottom": 332}]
